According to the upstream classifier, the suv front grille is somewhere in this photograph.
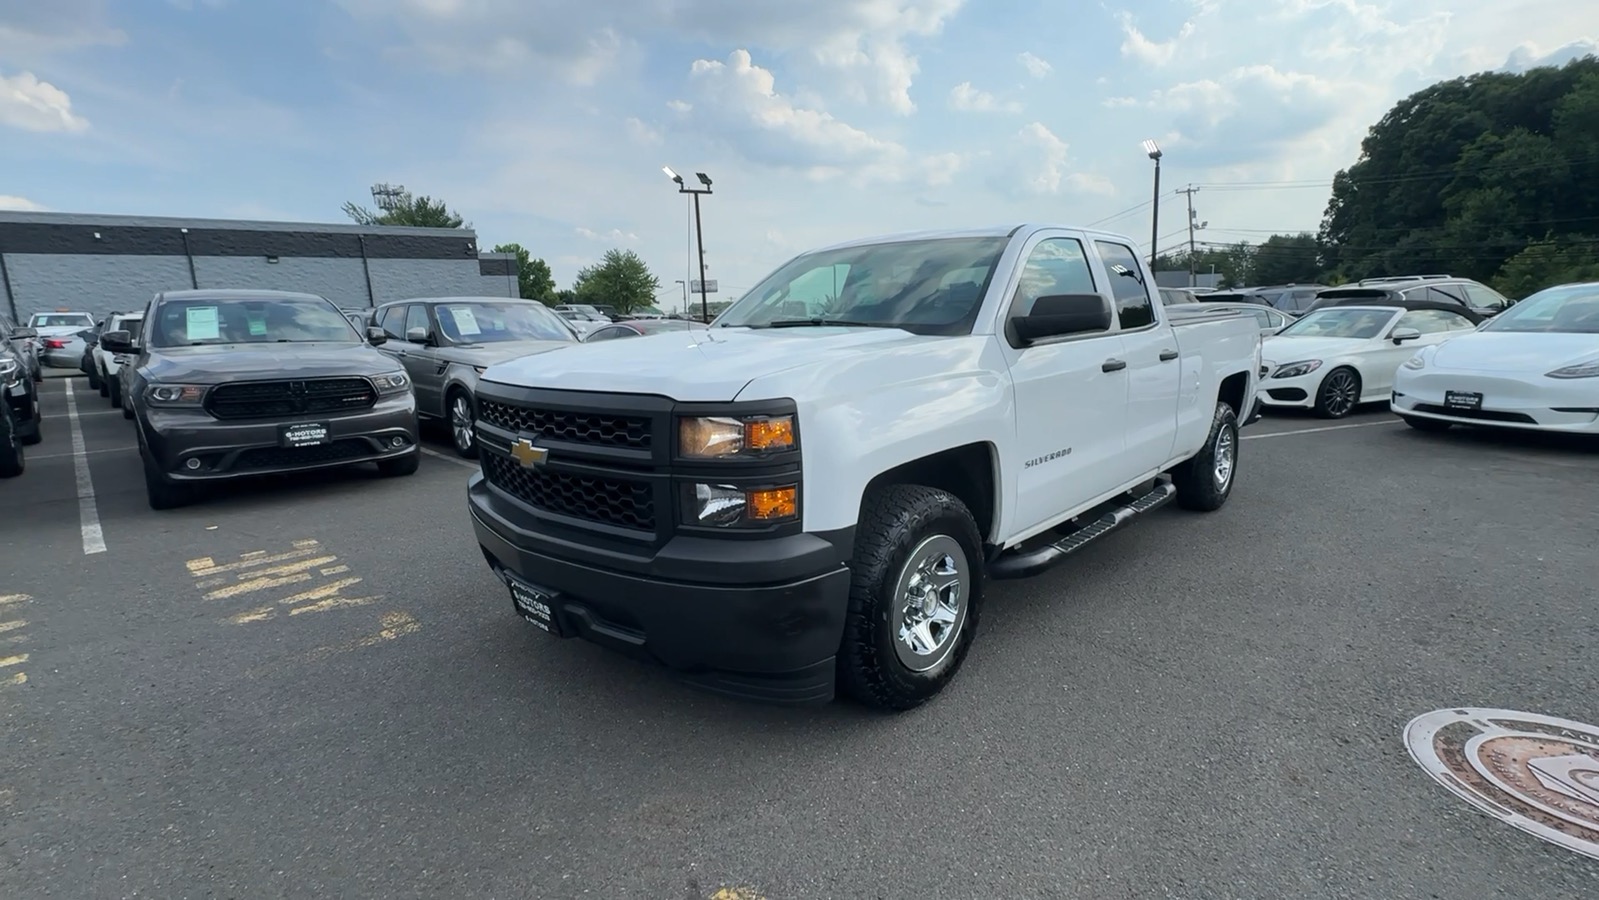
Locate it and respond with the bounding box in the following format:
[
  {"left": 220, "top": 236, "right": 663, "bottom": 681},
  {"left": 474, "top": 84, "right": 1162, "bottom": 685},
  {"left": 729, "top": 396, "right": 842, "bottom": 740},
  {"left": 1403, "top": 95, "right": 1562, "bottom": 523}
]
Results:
[
  {"left": 206, "top": 378, "right": 377, "bottom": 420},
  {"left": 477, "top": 399, "right": 651, "bottom": 449},
  {"left": 481, "top": 452, "right": 654, "bottom": 531},
  {"left": 234, "top": 439, "right": 370, "bottom": 470}
]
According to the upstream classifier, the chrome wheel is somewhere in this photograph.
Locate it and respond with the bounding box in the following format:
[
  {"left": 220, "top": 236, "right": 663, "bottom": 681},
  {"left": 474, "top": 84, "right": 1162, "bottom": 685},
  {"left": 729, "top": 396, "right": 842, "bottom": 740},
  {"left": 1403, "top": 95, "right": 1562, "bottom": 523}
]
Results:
[
  {"left": 1321, "top": 369, "right": 1358, "bottom": 417},
  {"left": 450, "top": 393, "right": 474, "bottom": 454},
  {"left": 891, "top": 534, "right": 969, "bottom": 672},
  {"left": 1212, "top": 423, "right": 1236, "bottom": 491}
]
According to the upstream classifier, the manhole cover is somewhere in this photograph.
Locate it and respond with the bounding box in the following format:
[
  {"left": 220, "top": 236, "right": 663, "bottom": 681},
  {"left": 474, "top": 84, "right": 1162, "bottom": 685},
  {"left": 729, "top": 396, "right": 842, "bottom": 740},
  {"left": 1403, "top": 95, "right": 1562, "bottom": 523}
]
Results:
[{"left": 1404, "top": 707, "right": 1599, "bottom": 860}]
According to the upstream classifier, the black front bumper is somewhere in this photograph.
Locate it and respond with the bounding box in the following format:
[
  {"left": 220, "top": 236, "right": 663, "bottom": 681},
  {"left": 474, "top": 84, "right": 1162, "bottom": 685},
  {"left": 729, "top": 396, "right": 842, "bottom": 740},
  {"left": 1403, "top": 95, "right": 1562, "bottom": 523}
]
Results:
[
  {"left": 470, "top": 473, "right": 852, "bottom": 705},
  {"left": 3, "top": 380, "right": 37, "bottom": 439}
]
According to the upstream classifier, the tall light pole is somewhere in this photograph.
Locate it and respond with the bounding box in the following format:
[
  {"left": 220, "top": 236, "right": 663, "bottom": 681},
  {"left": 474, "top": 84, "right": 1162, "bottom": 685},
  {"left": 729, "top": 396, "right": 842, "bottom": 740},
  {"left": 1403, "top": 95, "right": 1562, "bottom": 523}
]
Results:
[
  {"left": 1142, "top": 140, "right": 1162, "bottom": 269},
  {"left": 663, "top": 166, "right": 713, "bottom": 322},
  {"left": 673, "top": 278, "right": 688, "bottom": 315}
]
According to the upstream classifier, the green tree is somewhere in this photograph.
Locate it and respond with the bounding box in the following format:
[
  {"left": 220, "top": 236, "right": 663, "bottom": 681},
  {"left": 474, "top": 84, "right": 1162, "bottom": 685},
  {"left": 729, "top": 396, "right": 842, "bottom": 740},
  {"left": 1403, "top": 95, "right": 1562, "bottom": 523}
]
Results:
[
  {"left": 343, "top": 192, "right": 470, "bottom": 229},
  {"left": 570, "top": 249, "right": 661, "bottom": 314},
  {"left": 1492, "top": 234, "right": 1599, "bottom": 297},
  {"left": 1249, "top": 233, "right": 1322, "bottom": 285},
  {"left": 491, "top": 242, "right": 556, "bottom": 304}
]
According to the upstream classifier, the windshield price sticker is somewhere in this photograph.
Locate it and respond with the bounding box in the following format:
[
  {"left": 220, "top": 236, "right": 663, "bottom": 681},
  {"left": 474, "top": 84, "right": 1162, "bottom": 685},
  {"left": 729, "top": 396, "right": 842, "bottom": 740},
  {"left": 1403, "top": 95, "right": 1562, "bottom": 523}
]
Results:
[
  {"left": 247, "top": 311, "right": 267, "bottom": 336},
  {"left": 448, "top": 307, "right": 482, "bottom": 336},
  {"left": 185, "top": 307, "right": 220, "bottom": 341}
]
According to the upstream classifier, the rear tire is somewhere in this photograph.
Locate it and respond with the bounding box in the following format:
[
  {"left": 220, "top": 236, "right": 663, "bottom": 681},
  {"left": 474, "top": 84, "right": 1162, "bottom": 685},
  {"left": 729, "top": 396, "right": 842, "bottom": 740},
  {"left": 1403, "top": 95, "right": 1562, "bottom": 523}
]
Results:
[
  {"left": 98, "top": 366, "right": 110, "bottom": 397},
  {"left": 837, "top": 484, "right": 985, "bottom": 712},
  {"left": 1171, "top": 400, "right": 1239, "bottom": 512},
  {"left": 1401, "top": 415, "right": 1452, "bottom": 433},
  {"left": 87, "top": 365, "right": 101, "bottom": 392},
  {"left": 110, "top": 375, "right": 122, "bottom": 408},
  {"left": 377, "top": 449, "right": 420, "bottom": 477}
]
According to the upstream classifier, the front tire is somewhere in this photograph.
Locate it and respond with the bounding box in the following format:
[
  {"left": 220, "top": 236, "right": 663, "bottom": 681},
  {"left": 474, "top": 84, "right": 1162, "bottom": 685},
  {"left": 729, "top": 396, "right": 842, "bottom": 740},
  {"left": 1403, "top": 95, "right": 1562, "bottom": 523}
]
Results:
[
  {"left": 109, "top": 374, "right": 122, "bottom": 408},
  {"left": 447, "top": 389, "right": 478, "bottom": 459},
  {"left": 1401, "top": 415, "right": 1452, "bottom": 433},
  {"left": 838, "top": 484, "right": 985, "bottom": 712},
  {"left": 1171, "top": 400, "right": 1239, "bottom": 512},
  {"left": 0, "top": 428, "right": 23, "bottom": 478},
  {"left": 142, "top": 453, "right": 192, "bottom": 510},
  {"left": 1313, "top": 367, "right": 1360, "bottom": 419}
]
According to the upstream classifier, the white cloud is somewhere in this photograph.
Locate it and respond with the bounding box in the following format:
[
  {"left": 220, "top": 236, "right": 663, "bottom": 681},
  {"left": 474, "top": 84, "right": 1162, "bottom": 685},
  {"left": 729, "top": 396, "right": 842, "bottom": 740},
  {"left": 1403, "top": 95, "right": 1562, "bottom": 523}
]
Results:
[
  {"left": 0, "top": 70, "right": 90, "bottom": 133},
  {"left": 1502, "top": 38, "right": 1599, "bottom": 72},
  {"left": 0, "top": 195, "right": 46, "bottom": 211},
  {"left": 576, "top": 226, "right": 639, "bottom": 242},
  {"left": 1012, "top": 123, "right": 1113, "bottom": 196},
  {"left": 949, "top": 81, "right": 1020, "bottom": 113},
  {"left": 1018, "top": 51, "right": 1052, "bottom": 79},
  {"left": 666, "top": 99, "right": 692, "bottom": 112},
  {"left": 1102, "top": 96, "right": 1138, "bottom": 108},
  {"left": 1116, "top": 12, "right": 1195, "bottom": 66},
  {"left": 624, "top": 116, "right": 660, "bottom": 144}
]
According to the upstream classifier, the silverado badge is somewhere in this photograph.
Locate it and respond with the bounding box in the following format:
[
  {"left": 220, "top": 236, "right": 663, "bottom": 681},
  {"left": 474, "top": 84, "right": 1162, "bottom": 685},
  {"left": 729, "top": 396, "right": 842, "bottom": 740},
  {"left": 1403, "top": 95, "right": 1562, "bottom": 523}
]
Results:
[{"left": 509, "top": 438, "right": 548, "bottom": 469}]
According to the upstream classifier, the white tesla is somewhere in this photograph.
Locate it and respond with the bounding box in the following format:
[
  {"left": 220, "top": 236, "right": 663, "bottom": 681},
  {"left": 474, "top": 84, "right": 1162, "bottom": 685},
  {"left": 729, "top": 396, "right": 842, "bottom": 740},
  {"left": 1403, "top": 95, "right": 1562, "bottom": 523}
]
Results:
[
  {"left": 1259, "top": 302, "right": 1481, "bottom": 418},
  {"left": 1391, "top": 281, "right": 1599, "bottom": 434}
]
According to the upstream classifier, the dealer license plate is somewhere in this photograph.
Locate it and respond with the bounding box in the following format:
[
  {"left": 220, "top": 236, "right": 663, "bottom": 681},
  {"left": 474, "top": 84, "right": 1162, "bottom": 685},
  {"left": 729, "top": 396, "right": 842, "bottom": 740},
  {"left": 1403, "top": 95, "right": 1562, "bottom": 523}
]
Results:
[
  {"left": 507, "top": 574, "right": 563, "bottom": 637},
  {"left": 280, "top": 422, "right": 330, "bottom": 448},
  {"left": 1444, "top": 391, "right": 1483, "bottom": 412}
]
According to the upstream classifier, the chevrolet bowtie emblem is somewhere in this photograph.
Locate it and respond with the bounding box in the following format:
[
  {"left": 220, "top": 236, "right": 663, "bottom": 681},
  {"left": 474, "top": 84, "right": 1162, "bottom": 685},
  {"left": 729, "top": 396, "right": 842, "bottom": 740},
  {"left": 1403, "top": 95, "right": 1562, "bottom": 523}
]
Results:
[{"left": 509, "top": 438, "right": 548, "bottom": 468}]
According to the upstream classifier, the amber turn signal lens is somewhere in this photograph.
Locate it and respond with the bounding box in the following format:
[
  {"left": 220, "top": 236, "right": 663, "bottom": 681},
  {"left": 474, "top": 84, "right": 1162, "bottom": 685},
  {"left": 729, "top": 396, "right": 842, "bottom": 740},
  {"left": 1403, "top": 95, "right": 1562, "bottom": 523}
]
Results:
[
  {"left": 747, "top": 486, "right": 798, "bottom": 521},
  {"left": 744, "top": 416, "right": 795, "bottom": 452}
]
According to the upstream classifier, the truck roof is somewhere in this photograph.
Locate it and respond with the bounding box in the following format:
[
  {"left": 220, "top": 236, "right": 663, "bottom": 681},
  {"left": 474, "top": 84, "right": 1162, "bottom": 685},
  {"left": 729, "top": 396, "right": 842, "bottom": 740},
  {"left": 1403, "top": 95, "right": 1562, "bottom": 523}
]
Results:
[{"left": 807, "top": 223, "right": 1141, "bottom": 253}]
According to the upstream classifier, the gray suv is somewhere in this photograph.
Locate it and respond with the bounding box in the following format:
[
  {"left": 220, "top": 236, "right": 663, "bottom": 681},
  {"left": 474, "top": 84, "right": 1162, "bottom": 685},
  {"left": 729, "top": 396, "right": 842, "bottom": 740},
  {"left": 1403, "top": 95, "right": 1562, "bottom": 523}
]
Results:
[{"left": 101, "top": 289, "right": 421, "bottom": 510}]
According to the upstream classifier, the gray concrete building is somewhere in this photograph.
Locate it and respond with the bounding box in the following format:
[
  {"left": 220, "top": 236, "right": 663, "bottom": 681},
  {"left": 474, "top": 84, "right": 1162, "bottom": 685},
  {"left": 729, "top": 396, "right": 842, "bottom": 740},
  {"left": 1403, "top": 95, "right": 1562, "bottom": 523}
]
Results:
[{"left": 0, "top": 211, "right": 518, "bottom": 322}]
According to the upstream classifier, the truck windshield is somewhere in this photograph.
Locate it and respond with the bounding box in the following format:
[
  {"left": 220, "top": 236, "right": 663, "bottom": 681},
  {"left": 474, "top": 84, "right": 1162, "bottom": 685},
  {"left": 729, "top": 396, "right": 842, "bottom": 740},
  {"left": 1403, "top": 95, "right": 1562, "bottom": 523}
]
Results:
[
  {"left": 149, "top": 296, "right": 358, "bottom": 347},
  {"left": 714, "top": 236, "right": 1008, "bottom": 336}
]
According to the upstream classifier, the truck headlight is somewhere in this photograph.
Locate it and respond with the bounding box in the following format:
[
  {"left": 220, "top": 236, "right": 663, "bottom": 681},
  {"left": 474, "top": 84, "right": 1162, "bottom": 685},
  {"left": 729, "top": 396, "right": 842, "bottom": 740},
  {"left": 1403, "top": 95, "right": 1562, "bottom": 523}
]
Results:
[
  {"left": 682, "top": 483, "right": 799, "bottom": 527},
  {"left": 371, "top": 371, "right": 410, "bottom": 394},
  {"left": 1272, "top": 360, "right": 1322, "bottom": 379},
  {"left": 145, "top": 383, "right": 207, "bottom": 407},
  {"left": 0, "top": 358, "right": 18, "bottom": 385},
  {"left": 678, "top": 414, "right": 796, "bottom": 458}
]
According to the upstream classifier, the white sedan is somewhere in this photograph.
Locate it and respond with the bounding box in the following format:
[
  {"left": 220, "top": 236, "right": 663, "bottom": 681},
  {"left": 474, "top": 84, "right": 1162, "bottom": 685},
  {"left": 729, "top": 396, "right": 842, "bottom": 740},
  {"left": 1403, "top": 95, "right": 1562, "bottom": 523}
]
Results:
[
  {"left": 1392, "top": 281, "right": 1599, "bottom": 434},
  {"left": 1259, "top": 303, "right": 1481, "bottom": 418}
]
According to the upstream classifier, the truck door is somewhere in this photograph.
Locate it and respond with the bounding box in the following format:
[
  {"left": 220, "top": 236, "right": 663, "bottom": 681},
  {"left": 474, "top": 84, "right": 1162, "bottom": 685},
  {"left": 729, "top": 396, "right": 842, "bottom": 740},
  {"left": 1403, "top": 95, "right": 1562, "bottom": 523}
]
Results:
[
  {"left": 999, "top": 234, "right": 1129, "bottom": 537},
  {"left": 1094, "top": 240, "right": 1181, "bottom": 479}
]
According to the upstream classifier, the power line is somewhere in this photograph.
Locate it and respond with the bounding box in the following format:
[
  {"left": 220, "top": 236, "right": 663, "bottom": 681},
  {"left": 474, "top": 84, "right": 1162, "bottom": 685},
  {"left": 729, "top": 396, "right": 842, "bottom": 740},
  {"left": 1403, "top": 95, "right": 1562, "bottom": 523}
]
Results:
[{"left": 1192, "top": 149, "right": 1599, "bottom": 193}]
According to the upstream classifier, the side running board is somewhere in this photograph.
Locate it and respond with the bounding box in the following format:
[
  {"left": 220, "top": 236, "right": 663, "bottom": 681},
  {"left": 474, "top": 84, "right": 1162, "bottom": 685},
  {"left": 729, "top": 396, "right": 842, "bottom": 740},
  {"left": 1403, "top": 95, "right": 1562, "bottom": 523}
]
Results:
[{"left": 988, "top": 478, "right": 1177, "bottom": 580}]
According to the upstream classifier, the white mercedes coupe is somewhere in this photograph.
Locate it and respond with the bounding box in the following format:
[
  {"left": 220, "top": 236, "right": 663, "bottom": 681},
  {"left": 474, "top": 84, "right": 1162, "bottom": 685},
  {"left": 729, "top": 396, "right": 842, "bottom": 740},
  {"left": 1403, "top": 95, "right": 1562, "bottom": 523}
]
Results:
[{"left": 1391, "top": 281, "right": 1599, "bottom": 434}]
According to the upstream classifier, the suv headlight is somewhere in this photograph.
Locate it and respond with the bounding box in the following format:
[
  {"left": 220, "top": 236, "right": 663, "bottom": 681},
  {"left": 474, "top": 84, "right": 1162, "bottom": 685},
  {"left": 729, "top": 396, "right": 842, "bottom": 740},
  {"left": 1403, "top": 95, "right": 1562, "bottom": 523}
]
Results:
[
  {"left": 0, "top": 358, "right": 18, "bottom": 385},
  {"left": 1402, "top": 354, "right": 1427, "bottom": 370},
  {"left": 371, "top": 371, "right": 410, "bottom": 394},
  {"left": 678, "top": 413, "right": 797, "bottom": 458},
  {"left": 1546, "top": 360, "right": 1599, "bottom": 379},
  {"left": 1272, "top": 360, "right": 1322, "bottom": 379},
  {"left": 681, "top": 482, "right": 799, "bottom": 528},
  {"left": 145, "top": 383, "right": 207, "bottom": 407}
]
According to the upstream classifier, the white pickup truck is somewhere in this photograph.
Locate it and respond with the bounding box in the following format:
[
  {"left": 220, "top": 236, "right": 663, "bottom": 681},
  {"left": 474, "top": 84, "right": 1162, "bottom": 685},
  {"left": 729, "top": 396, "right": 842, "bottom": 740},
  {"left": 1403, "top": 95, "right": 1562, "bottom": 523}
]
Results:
[{"left": 468, "top": 224, "right": 1263, "bottom": 710}]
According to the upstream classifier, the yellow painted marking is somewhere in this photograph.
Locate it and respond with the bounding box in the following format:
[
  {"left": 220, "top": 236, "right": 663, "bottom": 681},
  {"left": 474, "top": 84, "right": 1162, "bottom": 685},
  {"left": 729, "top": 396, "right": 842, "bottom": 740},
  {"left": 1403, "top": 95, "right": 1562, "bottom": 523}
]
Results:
[
  {"left": 229, "top": 606, "right": 276, "bottom": 624},
  {"left": 203, "top": 572, "right": 313, "bottom": 600},
  {"left": 360, "top": 611, "right": 420, "bottom": 645},
  {"left": 2, "top": 635, "right": 28, "bottom": 645},
  {"left": 0, "top": 593, "right": 29, "bottom": 606},
  {"left": 0, "top": 672, "right": 24, "bottom": 686},
  {"left": 238, "top": 555, "right": 338, "bottom": 580},
  {"left": 195, "top": 577, "right": 228, "bottom": 589},
  {"left": 278, "top": 577, "right": 364, "bottom": 604},
  {"left": 709, "top": 889, "right": 766, "bottom": 900},
  {"left": 319, "top": 564, "right": 350, "bottom": 576},
  {"left": 0, "top": 620, "right": 25, "bottom": 634},
  {"left": 0, "top": 654, "right": 28, "bottom": 667},
  {"left": 290, "top": 596, "right": 379, "bottom": 616},
  {"left": 293, "top": 539, "right": 319, "bottom": 548},
  {"left": 187, "top": 546, "right": 321, "bottom": 578}
]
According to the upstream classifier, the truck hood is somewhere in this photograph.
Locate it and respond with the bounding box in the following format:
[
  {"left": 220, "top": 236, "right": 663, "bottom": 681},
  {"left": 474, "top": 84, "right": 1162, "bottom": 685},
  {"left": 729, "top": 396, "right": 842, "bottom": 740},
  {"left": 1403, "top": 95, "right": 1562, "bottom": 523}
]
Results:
[
  {"left": 145, "top": 342, "right": 401, "bottom": 384},
  {"left": 481, "top": 326, "right": 925, "bottom": 402},
  {"left": 437, "top": 339, "right": 575, "bottom": 368},
  {"left": 1260, "top": 335, "right": 1368, "bottom": 365},
  {"left": 1430, "top": 331, "right": 1599, "bottom": 372}
]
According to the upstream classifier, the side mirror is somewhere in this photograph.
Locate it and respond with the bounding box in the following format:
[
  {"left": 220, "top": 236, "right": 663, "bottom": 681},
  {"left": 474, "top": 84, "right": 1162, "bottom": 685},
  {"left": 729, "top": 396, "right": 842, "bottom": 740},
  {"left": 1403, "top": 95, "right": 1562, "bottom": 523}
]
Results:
[
  {"left": 1391, "top": 327, "right": 1421, "bottom": 344},
  {"left": 99, "top": 330, "right": 135, "bottom": 354},
  {"left": 365, "top": 326, "right": 388, "bottom": 346},
  {"left": 1012, "top": 294, "right": 1113, "bottom": 345},
  {"left": 11, "top": 327, "right": 35, "bottom": 340},
  {"left": 405, "top": 326, "right": 431, "bottom": 344}
]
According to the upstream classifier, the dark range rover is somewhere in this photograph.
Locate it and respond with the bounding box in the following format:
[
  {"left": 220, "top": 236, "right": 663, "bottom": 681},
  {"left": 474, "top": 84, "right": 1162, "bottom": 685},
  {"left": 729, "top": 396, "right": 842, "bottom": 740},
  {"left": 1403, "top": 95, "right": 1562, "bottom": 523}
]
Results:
[{"left": 101, "top": 289, "right": 421, "bottom": 509}]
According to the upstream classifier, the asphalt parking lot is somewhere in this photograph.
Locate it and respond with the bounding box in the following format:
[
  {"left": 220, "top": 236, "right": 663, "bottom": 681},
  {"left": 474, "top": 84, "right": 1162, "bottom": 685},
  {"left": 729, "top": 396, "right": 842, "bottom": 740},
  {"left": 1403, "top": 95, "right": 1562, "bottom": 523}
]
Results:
[{"left": 2, "top": 375, "right": 1596, "bottom": 899}]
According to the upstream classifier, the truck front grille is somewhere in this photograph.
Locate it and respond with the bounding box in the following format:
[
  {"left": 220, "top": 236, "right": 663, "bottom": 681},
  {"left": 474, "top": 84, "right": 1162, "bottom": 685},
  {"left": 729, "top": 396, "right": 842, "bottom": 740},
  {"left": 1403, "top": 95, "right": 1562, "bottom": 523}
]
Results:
[
  {"left": 481, "top": 452, "right": 655, "bottom": 531},
  {"left": 206, "top": 378, "right": 377, "bottom": 420},
  {"left": 477, "top": 399, "right": 651, "bottom": 449}
]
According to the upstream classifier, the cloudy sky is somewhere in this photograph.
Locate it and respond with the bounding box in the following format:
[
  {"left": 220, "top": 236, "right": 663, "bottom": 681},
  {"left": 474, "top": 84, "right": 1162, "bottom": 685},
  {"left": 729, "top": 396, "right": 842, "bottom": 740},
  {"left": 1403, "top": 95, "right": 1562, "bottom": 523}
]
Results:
[{"left": 2, "top": 0, "right": 1596, "bottom": 307}]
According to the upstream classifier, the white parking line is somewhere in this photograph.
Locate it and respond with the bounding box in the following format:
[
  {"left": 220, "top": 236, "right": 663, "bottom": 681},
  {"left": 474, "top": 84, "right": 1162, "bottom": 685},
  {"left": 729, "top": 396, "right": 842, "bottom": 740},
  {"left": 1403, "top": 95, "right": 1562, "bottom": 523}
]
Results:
[
  {"left": 419, "top": 446, "right": 478, "bottom": 470},
  {"left": 63, "top": 380, "right": 107, "bottom": 554},
  {"left": 32, "top": 445, "right": 136, "bottom": 460},
  {"left": 1244, "top": 419, "right": 1400, "bottom": 440}
]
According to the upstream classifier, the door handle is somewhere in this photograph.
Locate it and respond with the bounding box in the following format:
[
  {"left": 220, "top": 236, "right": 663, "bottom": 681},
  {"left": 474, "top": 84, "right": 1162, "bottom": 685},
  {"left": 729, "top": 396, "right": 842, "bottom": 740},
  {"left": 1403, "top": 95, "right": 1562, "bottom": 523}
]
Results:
[
  {"left": 1102, "top": 358, "right": 1127, "bottom": 373},
  {"left": 1159, "top": 349, "right": 1179, "bottom": 361}
]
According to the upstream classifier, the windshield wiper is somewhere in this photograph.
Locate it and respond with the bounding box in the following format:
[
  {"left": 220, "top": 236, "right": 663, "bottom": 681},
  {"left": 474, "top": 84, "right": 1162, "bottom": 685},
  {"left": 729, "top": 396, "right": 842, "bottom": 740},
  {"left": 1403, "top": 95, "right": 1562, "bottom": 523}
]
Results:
[{"left": 756, "top": 318, "right": 901, "bottom": 329}]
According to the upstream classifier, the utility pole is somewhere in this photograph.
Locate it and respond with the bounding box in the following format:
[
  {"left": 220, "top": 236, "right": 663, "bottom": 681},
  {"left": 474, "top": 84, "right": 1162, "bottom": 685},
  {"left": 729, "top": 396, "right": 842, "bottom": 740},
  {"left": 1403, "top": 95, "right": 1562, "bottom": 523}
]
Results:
[{"left": 1178, "top": 184, "right": 1206, "bottom": 287}]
